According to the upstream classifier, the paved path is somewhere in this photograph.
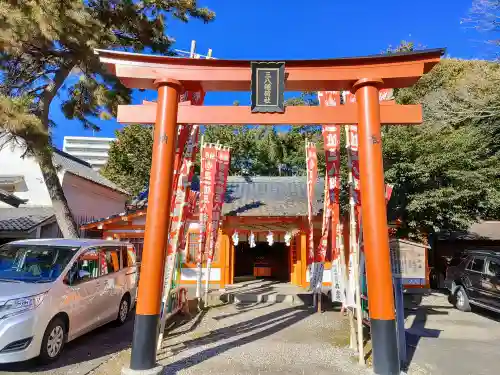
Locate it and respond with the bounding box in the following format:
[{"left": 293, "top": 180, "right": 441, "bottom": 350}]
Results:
[
  {"left": 94, "top": 303, "right": 369, "bottom": 375},
  {"left": 3, "top": 293, "right": 499, "bottom": 375},
  {"left": 404, "top": 293, "right": 500, "bottom": 375}
]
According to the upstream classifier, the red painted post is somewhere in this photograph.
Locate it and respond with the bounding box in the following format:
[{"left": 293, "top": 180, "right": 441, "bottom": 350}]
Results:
[
  {"left": 129, "top": 78, "right": 182, "bottom": 372},
  {"left": 353, "top": 78, "right": 399, "bottom": 375}
]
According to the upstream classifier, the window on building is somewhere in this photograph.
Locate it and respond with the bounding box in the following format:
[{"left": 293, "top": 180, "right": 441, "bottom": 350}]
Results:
[
  {"left": 186, "top": 232, "right": 220, "bottom": 263},
  {"left": 0, "top": 176, "right": 27, "bottom": 193},
  {"left": 188, "top": 232, "right": 200, "bottom": 263}
]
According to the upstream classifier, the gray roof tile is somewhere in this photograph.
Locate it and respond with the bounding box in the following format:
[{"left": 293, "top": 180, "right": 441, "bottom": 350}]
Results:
[
  {"left": 52, "top": 148, "right": 129, "bottom": 195},
  {"left": 82, "top": 176, "right": 325, "bottom": 226},
  {"left": 0, "top": 207, "right": 54, "bottom": 232},
  {"left": 128, "top": 176, "right": 324, "bottom": 217},
  {"left": 222, "top": 176, "right": 324, "bottom": 216}
]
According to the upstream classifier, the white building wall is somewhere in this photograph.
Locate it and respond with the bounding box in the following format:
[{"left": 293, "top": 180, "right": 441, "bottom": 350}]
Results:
[
  {"left": 0, "top": 142, "right": 52, "bottom": 208},
  {"left": 61, "top": 173, "right": 127, "bottom": 224}
]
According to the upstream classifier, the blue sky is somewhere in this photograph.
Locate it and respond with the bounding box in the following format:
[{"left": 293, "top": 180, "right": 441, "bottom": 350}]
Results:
[{"left": 51, "top": 0, "right": 492, "bottom": 149}]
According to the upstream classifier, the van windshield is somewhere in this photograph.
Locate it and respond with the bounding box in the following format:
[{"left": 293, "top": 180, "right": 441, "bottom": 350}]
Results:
[{"left": 0, "top": 244, "right": 77, "bottom": 283}]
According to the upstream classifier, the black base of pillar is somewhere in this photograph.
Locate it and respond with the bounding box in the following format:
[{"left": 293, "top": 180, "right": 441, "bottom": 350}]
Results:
[
  {"left": 370, "top": 318, "right": 400, "bottom": 375},
  {"left": 130, "top": 314, "right": 160, "bottom": 370}
]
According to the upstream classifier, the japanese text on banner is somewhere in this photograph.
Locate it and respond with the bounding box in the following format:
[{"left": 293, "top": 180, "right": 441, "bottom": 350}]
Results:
[
  {"left": 207, "top": 148, "right": 231, "bottom": 261},
  {"left": 198, "top": 145, "right": 217, "bottom": 264}
]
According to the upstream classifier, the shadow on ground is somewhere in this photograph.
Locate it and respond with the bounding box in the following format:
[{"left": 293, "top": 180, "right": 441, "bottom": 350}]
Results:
[
  {"left": 158, "top": 304, "right": 317, "bottom": 374},
  {"left": 403, "top": 298, "right": 447, "bottom": 371}
]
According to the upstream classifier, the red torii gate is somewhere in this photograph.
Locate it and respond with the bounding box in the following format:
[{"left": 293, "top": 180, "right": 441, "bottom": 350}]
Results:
[{"left": 96, "top": 48, "right": 443, "bottom": 375}]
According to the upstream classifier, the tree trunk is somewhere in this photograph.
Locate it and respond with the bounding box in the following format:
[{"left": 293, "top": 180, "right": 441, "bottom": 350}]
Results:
[{"left": 35, "top": 147, "right": 80, "bottom": 238}]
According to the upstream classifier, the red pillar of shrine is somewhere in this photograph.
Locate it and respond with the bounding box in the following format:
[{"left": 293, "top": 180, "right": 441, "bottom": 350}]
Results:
[
  {"left": 129, "top": 78, "right": 181, "bottom": 372},
  {"left": 353, "top": 78, "right": 399, "bottom": 375}
]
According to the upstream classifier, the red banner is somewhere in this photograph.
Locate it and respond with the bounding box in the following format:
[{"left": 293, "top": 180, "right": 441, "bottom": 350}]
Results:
[
  {"left": 207, "top": 147, "right": 231, "bottom": 261},
  {"left": 178, "top": 190, "right": 200, "bottom": 255},
  {"left": 167, "top": 125, "right": 200, "bottom": 256},
  {"left": 306, "top": 142, "right": 318, "bottom": 264},
  {"left": 318, "top": 91, "right": 342, "bottom": 262},
  {"left": 174, "top": 125, "right": 201, "bottom": 257},
  {"left": 197, "top": 144, "right": 217, "bottom": 264},
  {"left": 170, "top": 90, "right": 205, "bottom": 207}
]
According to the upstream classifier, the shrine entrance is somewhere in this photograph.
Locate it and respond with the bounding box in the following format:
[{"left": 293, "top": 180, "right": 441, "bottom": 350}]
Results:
[
  {"left": 96, "top": 48, "right": 444, "bottom": 375},
  {"left": 234, "top": 241, "right": 290, "bottom": 282}
]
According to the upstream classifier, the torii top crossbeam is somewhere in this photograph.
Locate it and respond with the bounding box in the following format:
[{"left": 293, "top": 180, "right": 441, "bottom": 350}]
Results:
[
  {"left": 95, "top": 48, "right": 444, "bottom": 125},
  {"left": 96, "top": 48, "right": 444, "bottom": 92}
]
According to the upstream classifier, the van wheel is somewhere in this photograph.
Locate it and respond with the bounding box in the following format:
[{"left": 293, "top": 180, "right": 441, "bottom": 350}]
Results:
[
  {"left": 455, "top": 286, "right": 471, "bottom": 312},
  {"left": 39, "top": 317, "right": 66, "bottom": 364},
  {"left": 116, "top": 296, "right": 130, "bottom": 325}
]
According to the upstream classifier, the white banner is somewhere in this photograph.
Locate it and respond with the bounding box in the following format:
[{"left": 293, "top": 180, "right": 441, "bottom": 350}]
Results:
[
  {"left": 310, "top": 262, "right": 324, "bottom": 292},
  {"left": 331, "top": 222, "right": 347, "bottom": 303},
  {"left": 331, "top": 257, "right": 346, "bottom": 303},
  {"left": 345, "top": 252, "right": 356, "bottom": 307}
]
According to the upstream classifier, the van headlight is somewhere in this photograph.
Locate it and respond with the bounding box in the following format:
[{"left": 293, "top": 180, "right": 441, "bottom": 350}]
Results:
[{"left": 0, "top": 293, "right": 46, "bottom": 319}]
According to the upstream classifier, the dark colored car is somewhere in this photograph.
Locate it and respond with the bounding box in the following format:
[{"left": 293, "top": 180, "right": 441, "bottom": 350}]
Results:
[{"left": 445, "top": 249, "right": 500, "bottom": 313}]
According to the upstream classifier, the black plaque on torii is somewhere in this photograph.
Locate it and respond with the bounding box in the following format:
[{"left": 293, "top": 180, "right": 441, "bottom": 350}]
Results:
[{"left": 250, "top": 61, "right": 285, "bottom": 113}]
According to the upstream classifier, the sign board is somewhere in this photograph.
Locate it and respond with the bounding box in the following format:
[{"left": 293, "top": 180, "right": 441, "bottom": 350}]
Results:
[
  {"left": 251, "top": 62, "right": 285, "bottom": 113},
  {"left": 390, "top": 239, "right": 428, "bottom": 285}
]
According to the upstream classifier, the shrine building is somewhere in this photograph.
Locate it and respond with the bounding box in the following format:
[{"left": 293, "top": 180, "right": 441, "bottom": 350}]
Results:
[{"left": 82, "top": 175, "right": 334, "bottom": 289}]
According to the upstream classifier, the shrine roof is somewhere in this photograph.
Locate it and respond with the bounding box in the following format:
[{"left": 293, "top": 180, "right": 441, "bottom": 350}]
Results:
[
  {"left": 95, "top": 48, "right": 445, "bottom": 91},
  {"left": 81, "top": 176, "right": 326, "bottom": 228},
  {"left": 129, "top": 176, "right": 325, "bottom": 216},
  {"left": 222, "top": 176, "right": 325, "bottom": 217}
]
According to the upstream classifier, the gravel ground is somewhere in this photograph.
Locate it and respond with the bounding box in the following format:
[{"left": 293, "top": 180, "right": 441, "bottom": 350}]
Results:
[
  {"left": 3, "top": 293, "right": 496, "bottom": 375},
  {"left": 157, "top": 303, "right": 369, "bottom": 375},
  {"left": 92, "top": 303, "right": 371, "bottom": 375}
]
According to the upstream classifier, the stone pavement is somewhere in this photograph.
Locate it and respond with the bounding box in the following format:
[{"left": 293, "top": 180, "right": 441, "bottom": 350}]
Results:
[
  {"left": 404, "top": 293, "right": 500, "bottom": 375},
  {"left": 1, "top": 292, "right": 499, "bottom": 375},
  {"left": 93, "top": 303, "right": 370, "bottom": 375}
]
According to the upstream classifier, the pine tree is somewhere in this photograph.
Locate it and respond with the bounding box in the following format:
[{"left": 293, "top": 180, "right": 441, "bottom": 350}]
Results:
[
  {"left": 101, "top": 124, "right": 154, "bottom": 196},
  {"left": 0, "top": 1, "right": 215, "bottom": 237}
]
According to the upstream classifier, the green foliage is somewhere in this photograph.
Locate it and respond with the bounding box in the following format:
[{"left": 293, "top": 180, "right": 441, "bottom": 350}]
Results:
[
  {"left": 383, "top": 54, "right": 500, "bottom": 238},
  {"left": 101, "top": 124, "right": 154, "bottom": 196},
  {"left": 0, "top": 0, "right": 215, "bottom": 131},
  {"left": 0, "top": 0, "right": 214, "bottom": 236},
  {"left": 201, "top": 91, "right": 325, "bottom": 177}
]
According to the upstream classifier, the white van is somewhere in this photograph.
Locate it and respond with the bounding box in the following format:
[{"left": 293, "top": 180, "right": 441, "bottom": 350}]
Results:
[{"left": 0, "top": 238, "right": 137, "bottom": 364}]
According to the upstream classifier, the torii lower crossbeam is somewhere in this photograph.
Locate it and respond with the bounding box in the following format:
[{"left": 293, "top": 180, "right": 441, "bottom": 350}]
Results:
[{"left": 117, "top": 103, "right": 422, "bottom": 125}]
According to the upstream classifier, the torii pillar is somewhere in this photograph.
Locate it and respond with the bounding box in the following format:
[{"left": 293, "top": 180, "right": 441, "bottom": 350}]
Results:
[{"left": 95, "top": 48, "right": 444, "bottom": 375}]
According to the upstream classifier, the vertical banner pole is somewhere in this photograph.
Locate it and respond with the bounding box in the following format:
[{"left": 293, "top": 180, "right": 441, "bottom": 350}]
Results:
[
  {"left": 344, "top": 124, "right": 358, "bottom": 352},
  {"left": 394, "top": 277, "right": 407, "bottom": 370},
  {"left": 195, "top": 137, "right": 206, "bottom": 302},
  {"left": 345, "top": 124, "right": 365, "bottom": 364},
  {"left": 305, "top": 140, "right": 318, "bottom": 307},
  {"left": 157, "top": 125, "right": 200, "bottom": 349}
]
